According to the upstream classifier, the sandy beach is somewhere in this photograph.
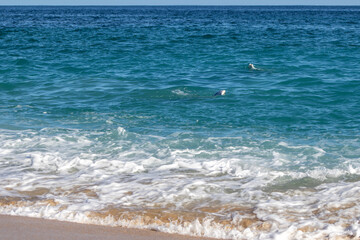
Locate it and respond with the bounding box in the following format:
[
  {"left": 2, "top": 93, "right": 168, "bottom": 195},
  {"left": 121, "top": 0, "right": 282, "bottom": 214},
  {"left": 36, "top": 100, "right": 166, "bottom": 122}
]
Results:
[{"left": 0, "top": 214, "right": 217, "bottom": 240}]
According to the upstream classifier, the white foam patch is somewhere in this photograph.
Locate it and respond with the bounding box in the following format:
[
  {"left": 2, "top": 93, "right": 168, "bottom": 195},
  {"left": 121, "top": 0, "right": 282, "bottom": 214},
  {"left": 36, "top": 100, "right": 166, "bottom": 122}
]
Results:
[
  {"left": 117, "top": 127, "right": 126, "bottom": 136},
  {"left": 171, "top": 89, "right": 189, "bottom": 96}
]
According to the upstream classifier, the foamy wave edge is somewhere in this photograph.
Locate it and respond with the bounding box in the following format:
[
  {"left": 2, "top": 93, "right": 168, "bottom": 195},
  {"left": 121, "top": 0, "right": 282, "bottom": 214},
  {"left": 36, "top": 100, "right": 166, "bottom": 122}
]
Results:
[{"left": 1, "top": 187, "right": 360, "bottom": 240}]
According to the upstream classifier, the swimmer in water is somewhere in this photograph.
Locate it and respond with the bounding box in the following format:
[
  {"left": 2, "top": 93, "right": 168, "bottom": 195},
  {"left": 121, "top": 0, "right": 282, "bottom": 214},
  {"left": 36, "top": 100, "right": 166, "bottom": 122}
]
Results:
[
  {"left": 248, "top": 63, "right": 257, "bottom": 70},
  {"left": 214, "top": 90, "right": 226, "bottom": 96}
]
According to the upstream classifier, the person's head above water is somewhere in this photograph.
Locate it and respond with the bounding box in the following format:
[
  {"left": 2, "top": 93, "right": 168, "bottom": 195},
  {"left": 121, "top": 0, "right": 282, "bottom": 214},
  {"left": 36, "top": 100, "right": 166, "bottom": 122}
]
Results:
[
  {"left": 214, "top": 90, "right": 226, "bottom": 96},
  {"left": 248, "top": 63, "right": 257, "bottom": 70}
]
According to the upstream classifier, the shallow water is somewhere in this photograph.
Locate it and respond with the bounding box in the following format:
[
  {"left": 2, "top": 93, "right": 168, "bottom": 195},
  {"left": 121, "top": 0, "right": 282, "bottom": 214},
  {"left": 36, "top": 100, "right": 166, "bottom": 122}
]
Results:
[{"left": 1, "top": 6, "right": 360, "bottom": 239}]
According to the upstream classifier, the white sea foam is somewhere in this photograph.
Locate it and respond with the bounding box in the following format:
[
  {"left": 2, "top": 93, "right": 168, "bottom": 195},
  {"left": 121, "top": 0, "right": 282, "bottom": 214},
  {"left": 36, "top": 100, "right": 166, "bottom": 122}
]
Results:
[
  {"left": 117, "top": 126, "right": 126, "bottom": 136},
  {"left": 171, "top": 89, "right": 189, "bottom": 96},
  {"left": 0, "top": 128, "right": 360, "bottom": 239}
]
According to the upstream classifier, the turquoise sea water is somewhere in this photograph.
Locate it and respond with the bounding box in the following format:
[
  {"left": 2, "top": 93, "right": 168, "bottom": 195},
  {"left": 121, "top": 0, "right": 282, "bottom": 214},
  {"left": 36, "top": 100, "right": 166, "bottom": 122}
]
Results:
[{"left": 1, "top": 6, "right": 360, "bottom": 239}]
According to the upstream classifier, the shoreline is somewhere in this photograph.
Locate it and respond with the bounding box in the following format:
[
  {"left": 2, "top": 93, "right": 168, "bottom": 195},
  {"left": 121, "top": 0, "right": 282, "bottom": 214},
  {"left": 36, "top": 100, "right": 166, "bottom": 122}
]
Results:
[{"left": 0, "top": 214, "right": 218, "bottom": 240}]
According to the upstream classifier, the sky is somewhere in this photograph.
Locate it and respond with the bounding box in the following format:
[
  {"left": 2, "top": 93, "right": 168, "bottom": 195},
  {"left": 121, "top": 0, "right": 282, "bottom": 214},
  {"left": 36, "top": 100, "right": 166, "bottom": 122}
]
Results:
[{"left": 0, "top": 0, "right": 359, "bottom": 5}]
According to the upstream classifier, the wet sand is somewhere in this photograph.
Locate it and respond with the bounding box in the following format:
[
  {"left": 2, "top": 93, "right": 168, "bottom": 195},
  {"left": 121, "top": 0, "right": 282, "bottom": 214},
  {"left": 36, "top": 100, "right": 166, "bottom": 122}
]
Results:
[{"left": 0, "top": 214, "right": 217, "bottom": 240}]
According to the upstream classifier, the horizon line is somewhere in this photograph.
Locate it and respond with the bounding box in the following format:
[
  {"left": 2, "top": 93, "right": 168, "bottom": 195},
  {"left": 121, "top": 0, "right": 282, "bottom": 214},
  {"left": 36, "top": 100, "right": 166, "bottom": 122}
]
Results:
[{"left": 1, "top": 4, "right": 360, "bottom": 6}]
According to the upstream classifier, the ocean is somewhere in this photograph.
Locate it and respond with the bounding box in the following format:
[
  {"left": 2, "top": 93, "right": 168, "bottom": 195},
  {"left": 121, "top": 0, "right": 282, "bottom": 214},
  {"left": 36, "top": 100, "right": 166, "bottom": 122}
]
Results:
[{"left": 0, "top": 6, "right": 360, "bottom": 239}]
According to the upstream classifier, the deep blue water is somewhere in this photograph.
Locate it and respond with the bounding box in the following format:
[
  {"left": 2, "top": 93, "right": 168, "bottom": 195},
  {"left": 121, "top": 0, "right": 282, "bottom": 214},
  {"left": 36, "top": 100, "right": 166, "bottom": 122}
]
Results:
[
  {"left": 1, "top": 6, "right": 359, "bottom": 137},
  {"left": 0, "top": 6, "right": 360, "bottom": 238}
]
